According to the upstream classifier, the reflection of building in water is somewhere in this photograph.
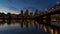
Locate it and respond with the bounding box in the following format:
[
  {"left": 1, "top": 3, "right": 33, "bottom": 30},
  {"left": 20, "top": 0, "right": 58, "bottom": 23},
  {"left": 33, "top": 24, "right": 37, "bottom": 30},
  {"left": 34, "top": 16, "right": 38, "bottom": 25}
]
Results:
[
  {"left": 48, "top": 27, "right": 54, "bottom": 34},
  {"left": 34, "top": 21, "right": 59, "bottom": 34}
]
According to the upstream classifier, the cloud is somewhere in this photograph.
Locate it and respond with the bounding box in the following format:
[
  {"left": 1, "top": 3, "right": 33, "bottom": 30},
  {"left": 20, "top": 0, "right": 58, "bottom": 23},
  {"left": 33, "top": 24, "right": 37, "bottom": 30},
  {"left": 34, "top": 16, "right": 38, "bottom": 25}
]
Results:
[
  {"left": 6, "top": 6, "right": 20, "bottom": 14},
  {"left": 8, "top": 6, "right": 19, "bottom": 11}
]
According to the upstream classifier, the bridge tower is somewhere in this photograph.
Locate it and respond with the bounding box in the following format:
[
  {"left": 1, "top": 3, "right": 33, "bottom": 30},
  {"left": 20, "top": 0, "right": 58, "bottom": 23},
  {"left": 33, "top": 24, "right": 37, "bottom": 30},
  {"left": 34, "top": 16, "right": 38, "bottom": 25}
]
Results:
[{"left": 46, "top": 15, "right": 51, "bottom": 25}]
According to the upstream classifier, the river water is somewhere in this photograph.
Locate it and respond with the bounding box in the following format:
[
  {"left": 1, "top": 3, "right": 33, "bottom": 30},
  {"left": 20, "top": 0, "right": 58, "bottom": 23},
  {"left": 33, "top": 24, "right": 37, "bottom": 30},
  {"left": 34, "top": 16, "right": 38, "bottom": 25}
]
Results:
[{"left": 0, "top": 20, "right": 59, "bottom": 34}]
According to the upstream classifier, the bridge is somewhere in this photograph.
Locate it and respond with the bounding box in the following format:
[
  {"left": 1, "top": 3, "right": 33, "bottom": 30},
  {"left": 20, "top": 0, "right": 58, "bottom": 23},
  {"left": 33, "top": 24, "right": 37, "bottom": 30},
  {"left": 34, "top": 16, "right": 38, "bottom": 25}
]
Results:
[{"left": 34, "top": 3, "right": 60, "bottom": 28}]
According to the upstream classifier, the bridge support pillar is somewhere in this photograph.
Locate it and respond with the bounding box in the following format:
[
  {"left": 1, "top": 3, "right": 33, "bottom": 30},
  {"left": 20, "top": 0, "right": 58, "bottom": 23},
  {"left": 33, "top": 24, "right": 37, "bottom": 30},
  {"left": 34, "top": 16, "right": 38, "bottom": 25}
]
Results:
[
  {"left": 46, "top": 15, "right": 51, "bottom": 25},
  {"left": 40, "top": 17, "right": 44, "bottom": 24},
  {"left": 35, "top": 16, "right": 44, "bottom": 29},
  {"left": 36, "top": 16, "right": 43, "bottom": 24},
  {"left": 38, "top": 16, "right": 44, "bottom": 29}
]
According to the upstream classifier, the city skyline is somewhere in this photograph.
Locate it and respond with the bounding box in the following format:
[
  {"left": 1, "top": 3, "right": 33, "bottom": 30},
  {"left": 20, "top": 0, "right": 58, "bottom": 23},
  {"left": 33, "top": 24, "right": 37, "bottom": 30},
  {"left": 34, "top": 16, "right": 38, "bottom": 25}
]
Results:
[{"left": 0, "top": 0, "right": 60, "bottom": 14}]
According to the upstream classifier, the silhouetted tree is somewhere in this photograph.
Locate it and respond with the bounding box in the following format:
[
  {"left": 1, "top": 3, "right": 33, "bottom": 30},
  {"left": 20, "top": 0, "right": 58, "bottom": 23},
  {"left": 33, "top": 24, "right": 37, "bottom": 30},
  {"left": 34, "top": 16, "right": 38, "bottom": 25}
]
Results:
[
  {"left": 2, "top": 13, "right": 5, "bottom": 24},
  {"left": 0, "top": 13, "right": 5, "bottom": 24}
]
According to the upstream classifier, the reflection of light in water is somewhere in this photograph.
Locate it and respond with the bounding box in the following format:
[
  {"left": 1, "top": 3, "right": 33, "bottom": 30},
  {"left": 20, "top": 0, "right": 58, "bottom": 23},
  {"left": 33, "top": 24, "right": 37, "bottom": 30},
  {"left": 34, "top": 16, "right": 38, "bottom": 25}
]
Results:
[
  {"left": 39, "top": 24, "right": 59, "bottom": 34},
  {"left": 49, "top": 27, "right": 54, "bottom": 34},
  {"left": 50, "top": 29, "right": 53, "bottom": 34},
  {"left": 35, "top": 22, "right": 38, "bottom": 25},
  {"left": 22, "top": 23, "right": 25, "bottom": 28},
  {"left": 43, "top": 25, "right": 47, "bottom": 32},
  {"left": 39, "top": 24, "right": 43, "bottom": 29},
  {"left": 55, "top": 30, "right": 58, "bottom": 34},
  {"left": 0, "top": 23, "right": 8, "bottom": 28},
  {"left": 0, "top": 23, "right": 20, "bottom": 28},
  {"left": 0, "top": 23, "right": 21, "bottom": 31}
]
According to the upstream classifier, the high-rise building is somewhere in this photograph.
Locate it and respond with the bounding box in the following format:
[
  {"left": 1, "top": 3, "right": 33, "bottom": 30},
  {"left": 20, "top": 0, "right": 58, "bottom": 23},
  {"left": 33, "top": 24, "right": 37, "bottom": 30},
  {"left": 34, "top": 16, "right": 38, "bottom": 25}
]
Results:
[
  {"left": 30, "top": 12, "right": 33, "bottom": 17},
  {"left": 21, "top": 10, "right": 23, "bottom": 16},
  {"left": 7, "top": 12, "right": 11, "bottom": 25},
  {"left": 24, "top": 9, "right": 29, "bottom": 17},
  {"left": 34, "top": 9, "right": 38, "bottom": 15}
]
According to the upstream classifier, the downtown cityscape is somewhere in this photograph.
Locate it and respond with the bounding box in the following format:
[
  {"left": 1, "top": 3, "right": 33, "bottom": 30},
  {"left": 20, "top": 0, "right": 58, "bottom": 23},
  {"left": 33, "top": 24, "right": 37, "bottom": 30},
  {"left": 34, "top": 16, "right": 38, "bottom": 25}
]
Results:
[
  {"left": 0, "top": 0, "right": 60, "bottom": 34},
  {"left": 0, "top": 2, "right": 60, "bottom": 34}
]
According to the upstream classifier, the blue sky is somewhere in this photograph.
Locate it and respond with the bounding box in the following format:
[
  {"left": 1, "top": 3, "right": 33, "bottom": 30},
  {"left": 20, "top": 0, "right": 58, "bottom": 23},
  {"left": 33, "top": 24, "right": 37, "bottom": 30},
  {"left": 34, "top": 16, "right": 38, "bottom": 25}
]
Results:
[{"left": 0, "top": 0, "right": 60, "bottom": 14}]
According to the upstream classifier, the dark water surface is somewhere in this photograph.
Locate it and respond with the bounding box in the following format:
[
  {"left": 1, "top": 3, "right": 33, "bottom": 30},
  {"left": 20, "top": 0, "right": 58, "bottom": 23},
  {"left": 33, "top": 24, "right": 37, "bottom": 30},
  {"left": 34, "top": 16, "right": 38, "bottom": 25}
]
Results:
[{"left": 0, "top": 23, "right": 50, "bottom": 34}]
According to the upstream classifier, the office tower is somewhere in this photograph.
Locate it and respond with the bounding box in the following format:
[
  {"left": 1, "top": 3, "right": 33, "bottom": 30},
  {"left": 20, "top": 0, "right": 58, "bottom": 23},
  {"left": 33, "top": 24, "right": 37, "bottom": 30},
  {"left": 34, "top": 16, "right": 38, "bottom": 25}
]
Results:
[
  {"left": 7, "top": 12, "right": 11, "bottom": 25},
  {"left": 34, "top": 9, "right": 38, "bottom": 15},
  {"left": 21, "top": 10, "right": 23, "bottom": 16}
]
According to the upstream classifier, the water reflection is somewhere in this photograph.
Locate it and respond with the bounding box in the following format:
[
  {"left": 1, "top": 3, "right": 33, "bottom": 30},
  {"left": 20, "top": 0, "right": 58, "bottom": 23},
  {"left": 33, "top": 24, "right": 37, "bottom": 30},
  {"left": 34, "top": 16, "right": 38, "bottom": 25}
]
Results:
[
  {"left": 43, "top": 25, "right": 47, "bottom": 32},
  {"left": 0, "top": 20, "right": 59, "bottom": 34}
]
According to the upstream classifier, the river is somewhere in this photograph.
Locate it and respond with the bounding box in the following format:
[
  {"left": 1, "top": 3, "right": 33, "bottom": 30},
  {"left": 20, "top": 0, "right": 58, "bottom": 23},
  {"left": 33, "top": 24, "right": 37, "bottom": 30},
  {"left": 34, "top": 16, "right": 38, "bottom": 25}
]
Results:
[{"left": 0, "top": 20, "right": 59, "bottom": 34}]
